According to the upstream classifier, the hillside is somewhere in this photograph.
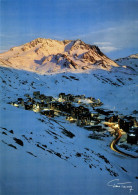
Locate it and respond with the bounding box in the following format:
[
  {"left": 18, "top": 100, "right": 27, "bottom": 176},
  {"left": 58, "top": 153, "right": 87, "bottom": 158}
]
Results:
[
  {"left": 0, "top": 38, "right": 118, "bottom": 74},
  {"left": 115, "top": 54, "right": 138, "bottom": 73}
]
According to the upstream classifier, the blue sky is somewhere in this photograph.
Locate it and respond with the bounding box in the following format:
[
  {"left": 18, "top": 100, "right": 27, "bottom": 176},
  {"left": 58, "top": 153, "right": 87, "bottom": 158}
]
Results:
[{"left": 0, "top": 0, "right": 138, "bottom": 59}]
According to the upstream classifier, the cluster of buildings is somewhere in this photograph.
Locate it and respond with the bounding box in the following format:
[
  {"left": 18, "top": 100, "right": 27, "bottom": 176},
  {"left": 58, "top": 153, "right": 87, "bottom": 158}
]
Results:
[
  {"left": 11, "top": 91, "right": 55, "bottom": 117},
  {"left": 10, "top": 91, "right": 103, "bottom": 120},
  {"left": 10, "top": 91, "right": 138, "bottom": 144}
]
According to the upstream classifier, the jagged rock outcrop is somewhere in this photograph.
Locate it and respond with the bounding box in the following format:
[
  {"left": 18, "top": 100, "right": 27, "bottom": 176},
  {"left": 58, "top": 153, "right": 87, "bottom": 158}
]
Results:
[
  {"left": 82, "top": 51, "right": 96, "bottom": 63},
  {"left": 0, "top": 38, "right": 118, "bottom": 74}
]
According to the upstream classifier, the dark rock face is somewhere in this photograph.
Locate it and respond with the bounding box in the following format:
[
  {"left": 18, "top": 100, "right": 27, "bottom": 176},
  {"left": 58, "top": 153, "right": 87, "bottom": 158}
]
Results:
[
  {"left": 61, "top": 129, "right": 75, "bottom": 138},
  {"left": 8, "top": 144, "right": 17, "bottom": 149},
  {"left": 82, "top": 51, "right": 96, "bottom": 63},
  {"left": 13, "top": 137, "right": 24, "bottom": 146},
  {"left": 76, "top": 152, "right": 81, "bottom": 157},
  {"left": 9, "top": 130, "right": 14, "bottom": 134},
  {"left": 90, "top": 45, "right": 105, "bottom": 56},
  {"left": 54, "top": 53, "right": 78, "bottom": 69}
]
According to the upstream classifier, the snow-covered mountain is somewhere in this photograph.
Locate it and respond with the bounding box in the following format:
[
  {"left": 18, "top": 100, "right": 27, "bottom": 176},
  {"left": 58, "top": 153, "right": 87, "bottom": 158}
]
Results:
[
  {"left": 0, "top": 45, "right": 138, "bottom": 195},
  {"left": 115, "top": 54, "right": 138, "bottom": 73},
  {"left": 0, "top": 38, "right": 118, "bottom": 74}
]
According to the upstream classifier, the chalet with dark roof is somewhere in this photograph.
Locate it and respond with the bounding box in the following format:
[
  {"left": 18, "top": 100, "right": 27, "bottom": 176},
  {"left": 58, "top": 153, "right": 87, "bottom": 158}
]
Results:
[
  {"left": 33, "top": 91, "right": 40, "bottom": 97},
  {"left": 41, "top": 110, "right": 54, "bottom": 117},
  {"left": 127, "top": 127, "right": 138, "bottom": 144},
  {"left": 118, "top": 117, "right": 133, "bottom": 132},
  {"left": 59, "top": 93, "right": 65, "bottom": 99},
  {"left": 105, "top": 114, "right": 118, "bottom": 123}
]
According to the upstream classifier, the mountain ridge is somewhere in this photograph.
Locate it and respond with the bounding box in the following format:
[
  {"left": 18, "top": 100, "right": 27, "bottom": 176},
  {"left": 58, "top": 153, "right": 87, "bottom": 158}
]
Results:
[{"left": 0, "top": 38, "right": 118, "bottom": 74}]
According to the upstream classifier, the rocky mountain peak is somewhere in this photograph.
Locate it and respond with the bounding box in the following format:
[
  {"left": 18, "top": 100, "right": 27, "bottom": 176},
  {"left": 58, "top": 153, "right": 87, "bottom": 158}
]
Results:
[{"left": 0, "top": 38, "right": 118, "bottom": 74}]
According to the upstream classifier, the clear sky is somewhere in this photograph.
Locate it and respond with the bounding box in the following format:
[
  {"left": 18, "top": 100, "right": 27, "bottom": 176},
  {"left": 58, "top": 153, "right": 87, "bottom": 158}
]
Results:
[{"left": 0, "top": 0, "right": 138, "bottom": 59}]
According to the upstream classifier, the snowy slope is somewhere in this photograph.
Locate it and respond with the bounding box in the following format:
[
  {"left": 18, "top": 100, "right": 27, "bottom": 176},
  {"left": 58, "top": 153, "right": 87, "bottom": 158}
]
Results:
[
  {"left": 0, "top": 55, "right": 138, "bottom": 195},
  {"left": 115, "top": 54, "right": 138, "bottom": 73}
]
